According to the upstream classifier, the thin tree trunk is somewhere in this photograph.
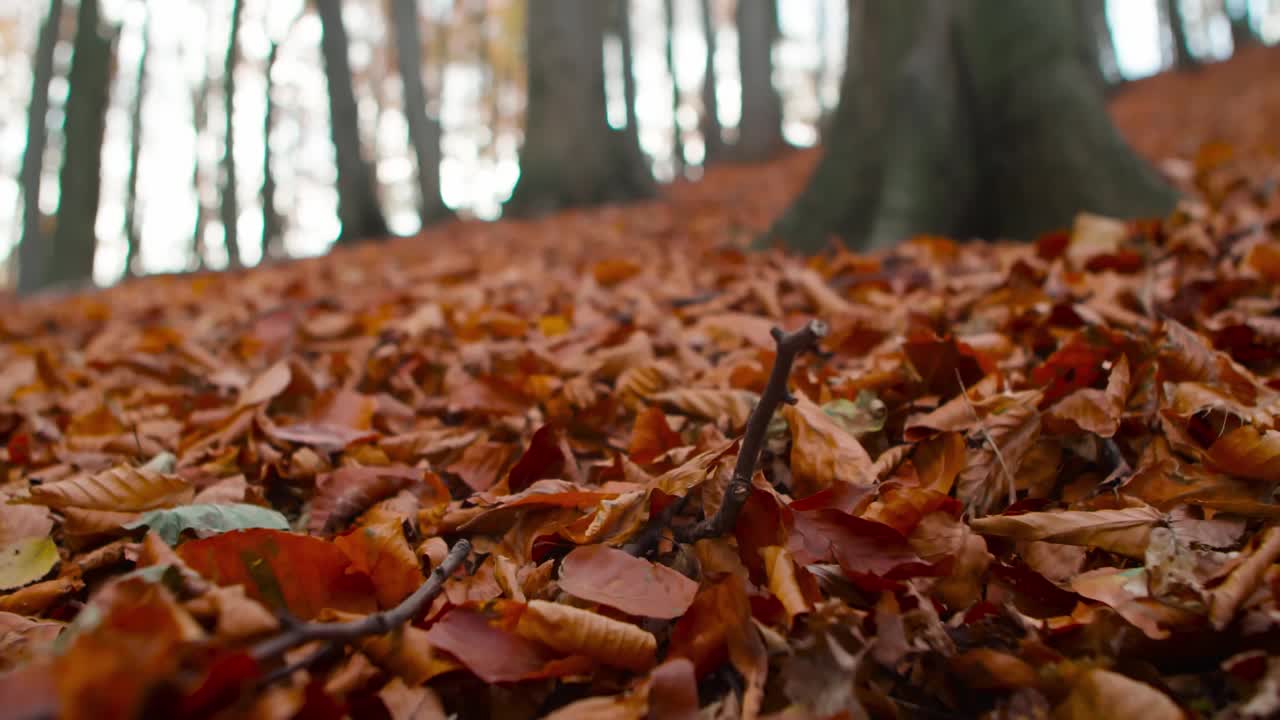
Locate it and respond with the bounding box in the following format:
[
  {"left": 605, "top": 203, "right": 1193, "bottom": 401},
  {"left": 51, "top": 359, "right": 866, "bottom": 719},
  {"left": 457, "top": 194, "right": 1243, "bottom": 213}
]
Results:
[
  {"left": 16, "top": 0, "right": 63, "bottom": 295},
  {"left": 189, "top": 77, "right": 210, "bottom": 270},
  {"left": 735, "top": 0, "right": 783, "bottom": 161},
  {"left": 390, "top": 0, "right": 450, "bottom": 226},
  {"left": 664, "top": 0, "right": 685, "bottom": 175},
  {"left": 45, "top": 0, "right": 112, "bottom": 292},
  {"left": 315, "top": 0, "right": 388, "bottom": 242},
  {"left": 122, "top": 7, "right": 149, "bottom": 278},
  {"left": 770, "top": 0, "right": 1176, "bottom": 253},
  {"left": 1163, "top": 0, "right": 1198, "bottom": 69},
  {"left": 220, "top": 0, "right": 244, "bottom": 268},
  {"left": 618, "top": 0, "right": 641, "bottom": 144},
  {"left": 506, "top": 0, "right": 653, "bottom": 215},
  {"left": 1226, "top": 0, "right": 1255, "bottom": 50},
  {"left": 699, "top": 0, "right": 723, "bottom": 162},
  {"left": 262, "top": 41, "right": 283, "bottom": 259}
]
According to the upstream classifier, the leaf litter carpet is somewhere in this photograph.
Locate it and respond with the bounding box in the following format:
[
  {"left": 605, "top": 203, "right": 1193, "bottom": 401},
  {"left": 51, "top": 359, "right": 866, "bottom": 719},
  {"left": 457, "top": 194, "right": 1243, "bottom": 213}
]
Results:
[{"left": 2, "top": 46, "right": 1280, "bottom": 720}]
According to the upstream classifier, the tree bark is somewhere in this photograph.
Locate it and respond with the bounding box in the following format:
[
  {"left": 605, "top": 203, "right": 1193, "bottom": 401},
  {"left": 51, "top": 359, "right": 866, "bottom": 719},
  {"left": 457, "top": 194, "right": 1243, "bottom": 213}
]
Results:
[
  {"left": 189, "top": 76, "right": 210, "bottom": 270},
  {"left": 315, "top": 0, "right": 388, "bottom": 243},
  {"left": 390, "top": 0, "right": 450, "bottom": 226},
  {"left": 1163, "top": 0, "right": 1198, "bottom": 70},
  {"left": 45, "top": 0, "right": 113, "bottom": 292},
  {"left": 734, "top": 0, "right": 783, "bottom": 161},
  {"left": 506, "top": 0, "right": 653, "bottom": 216},
  {"left": 16, "top": 0, "right": 63, "bottom": 295},
  {"left": 262, "top": 41, "right": 283, "bottom": 260},
  {"left": 664, "top": 0, "right": 685, "bottom": 175},
  {"left": 220, "top": 0, "right": 245, "bottom": 268},
  {"left": 698, "top": 0, "right": 723, "bottom": 163},
  {"left": 1226, "top": 0, "right": 1255, "bottom": 50},
  {"left": 122, "top": 7, "right": 149, "bottom": 278},
  {"left": 769, "top": 0, "right": 1177, "bottom": 254},
  {"left": 617, "top": 0, "right": 641, "bottom": 149},
  {"left": 1076, "top": 0, "right": 1118, "bottom": 87}
]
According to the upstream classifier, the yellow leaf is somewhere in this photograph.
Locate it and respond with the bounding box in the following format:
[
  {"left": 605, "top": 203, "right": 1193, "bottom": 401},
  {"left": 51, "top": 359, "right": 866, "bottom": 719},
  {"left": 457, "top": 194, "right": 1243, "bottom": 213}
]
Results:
[
  {"left": 516, "top": 600, "right": 656, "bottom": 672},
  {"left": 0, "top": 537, "right": 59, "bottom": 591}
]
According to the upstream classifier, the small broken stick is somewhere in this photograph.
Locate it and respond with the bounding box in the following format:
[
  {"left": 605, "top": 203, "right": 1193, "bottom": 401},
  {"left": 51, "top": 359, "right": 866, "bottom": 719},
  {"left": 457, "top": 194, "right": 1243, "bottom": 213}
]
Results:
[
  {"left": 626, "top": 319, "right": 827, "bottom": 555},
  {"left": 249, "top": 538, "right": 471, "bottom": 670}
]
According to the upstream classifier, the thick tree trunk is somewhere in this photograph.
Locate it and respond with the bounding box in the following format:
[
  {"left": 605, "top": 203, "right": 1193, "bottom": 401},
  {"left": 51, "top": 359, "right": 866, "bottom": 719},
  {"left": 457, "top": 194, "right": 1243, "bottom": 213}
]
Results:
[
  {"left": 16, "top": 0, "right": 63, "bottom": 295},
  {"left": 506, "top": 0, "right": 653, "bottom": 216},
  {"left": 664, "top": 0, "right": 685, "bottom": 175},
  {"left": 1076, "top": 0, "right": 1118, "bottom": 87},
  {"left": 698, "top": 0, "right": 724, "bottom": 162},
  {"left": 1163, "top": 0, "right": 1198, "bottom": 70},
  {"left": 220, "top": 0, "right": 244, "bottom": 268},
  {"left": 390, "top": 0, "right": 450, "bottom": 226},
  {"left": 45, "top": 0, "right": 112, "bottom": 291},
  {"left": 770, "top": 0, "right": 1177, "bottom": 254},
  {"left": 122, "top": 8, "right": 149, "bottom": 278},
  {"left": 262, "top": 42, "right": 283, "bottom": 260},
  {"left": 316, "top": 0, "right": 388, "bottom": 242},
  {"left": 734, "top": 0, "right": 783, "bottom": 161}
]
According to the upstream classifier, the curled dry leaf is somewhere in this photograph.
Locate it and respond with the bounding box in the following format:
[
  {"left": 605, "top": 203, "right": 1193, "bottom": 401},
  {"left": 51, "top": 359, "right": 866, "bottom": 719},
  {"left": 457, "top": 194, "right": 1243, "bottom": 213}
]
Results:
[
  {"left": 15, "top": 462, "right": 192, "bottom": 512},
  {"left": 970, "top": 506, "right": 1162, "bottom": 559},
  {"left": 650, "top": 387, "right": 758, "bottom": 432},
  {"left": 516, "top": 599, "right": 657, "bottom": 672}
]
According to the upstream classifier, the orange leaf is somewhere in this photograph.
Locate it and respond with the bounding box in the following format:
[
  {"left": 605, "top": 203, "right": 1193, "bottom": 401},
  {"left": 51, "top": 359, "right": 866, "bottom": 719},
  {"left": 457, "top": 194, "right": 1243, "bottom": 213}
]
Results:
[
  {"left": 784, "top": 394, "right": 875, "bottom": 497},
  {"left": 178, "top": 529, "right": 376, "bottom": 619},
  {"left": 333, "top": 521, "right": 424, "bottom": 609}
]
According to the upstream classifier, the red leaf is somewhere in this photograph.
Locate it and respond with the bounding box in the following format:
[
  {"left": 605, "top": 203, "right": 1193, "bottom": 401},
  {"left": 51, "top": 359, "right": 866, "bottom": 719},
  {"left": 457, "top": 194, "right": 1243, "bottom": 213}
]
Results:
[
  {"left": 178, "top": 529, "right": 376, "bottom": 619},
  {"left": 507, "top": 424, "right": 564, "bottom": 493},
  {"left": 424, "top": 607, "right": 581, "bottom": 683},
  {"left": 557, "top": 544, "right": 699, "bottom": 619}
]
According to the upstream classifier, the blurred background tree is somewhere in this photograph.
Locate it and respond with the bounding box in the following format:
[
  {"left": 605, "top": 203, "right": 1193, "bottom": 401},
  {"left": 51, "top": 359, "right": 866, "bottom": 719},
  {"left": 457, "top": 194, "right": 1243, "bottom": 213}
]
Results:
[{"left": 0, "top": 0, "right": 1274, "bottom": 293}]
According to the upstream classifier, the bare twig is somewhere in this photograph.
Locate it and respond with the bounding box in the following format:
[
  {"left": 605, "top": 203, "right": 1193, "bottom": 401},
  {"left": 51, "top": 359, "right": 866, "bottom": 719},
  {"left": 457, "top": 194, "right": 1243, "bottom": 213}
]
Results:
[
  {"left": 673, "top": 320, "right": 828, "bottom": 544},
  {"left": 249, "top": 538, "right": 471, "bottom": 666},
  {"left": 954, "top": 370, "right": 1016, "bottom": 510},
  {"left": 622, "top": 494, "right": 688, "bottom": 557}
]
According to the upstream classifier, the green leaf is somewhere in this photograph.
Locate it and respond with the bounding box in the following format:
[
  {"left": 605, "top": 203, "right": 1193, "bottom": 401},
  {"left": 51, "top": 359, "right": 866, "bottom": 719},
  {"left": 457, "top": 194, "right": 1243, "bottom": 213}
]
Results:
[
  {"left": 126, "top": 503, "right": 290, "bottom": 545},
  {"left": 822, "top": 391, "right": 887, "bottom": 438},
  {"left": 0, "top": 536, "right": 59, "bottom": 591}
]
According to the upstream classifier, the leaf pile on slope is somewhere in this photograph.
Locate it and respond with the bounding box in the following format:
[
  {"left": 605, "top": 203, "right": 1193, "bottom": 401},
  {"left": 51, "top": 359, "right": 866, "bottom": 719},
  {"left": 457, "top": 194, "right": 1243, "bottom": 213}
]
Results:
[{"left": 2, "top": 60, "right": 1280, "bottom": 716}]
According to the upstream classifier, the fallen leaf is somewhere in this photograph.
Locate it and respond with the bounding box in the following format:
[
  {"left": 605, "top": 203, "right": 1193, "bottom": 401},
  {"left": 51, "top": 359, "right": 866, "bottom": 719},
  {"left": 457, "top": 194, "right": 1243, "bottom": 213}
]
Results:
[
  {"left": 177, "top": 528, "right": 376, "bottom": 619},
  {"left": 970, "top": 506, "right": 1162, "bottom": 559},
  {"left": 125, "top": 504, "right": 289, "bottom": 545},
  {"left": 557, "top": 544, "right": 699, "bottom": 619},
  {"left": 0, "top": 537, "right": 59, "bottom": 591}
]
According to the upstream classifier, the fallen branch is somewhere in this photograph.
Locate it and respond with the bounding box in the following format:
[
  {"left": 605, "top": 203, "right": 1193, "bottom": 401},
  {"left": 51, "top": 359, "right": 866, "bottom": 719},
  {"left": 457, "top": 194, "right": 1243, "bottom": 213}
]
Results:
[
  {"left": 673, "top": 320, "right": 827, "bottom": 544},
  {"left": 249, "top": 538, "right": 471, "bottom": 667}
]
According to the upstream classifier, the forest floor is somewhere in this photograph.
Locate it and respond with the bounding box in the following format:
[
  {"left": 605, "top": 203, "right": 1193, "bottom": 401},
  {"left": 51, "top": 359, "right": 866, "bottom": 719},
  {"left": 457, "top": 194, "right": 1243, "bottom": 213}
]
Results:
[{"left": 1, "top": 46, "right": 1280, "bottom": 720}]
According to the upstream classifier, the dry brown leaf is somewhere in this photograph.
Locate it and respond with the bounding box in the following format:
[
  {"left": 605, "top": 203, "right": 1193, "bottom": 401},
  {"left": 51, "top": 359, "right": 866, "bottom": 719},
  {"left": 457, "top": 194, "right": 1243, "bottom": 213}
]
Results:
[
  {"left": 1054, "top": 668, "right": 1184, "bottom": 720},
  {"left": 16, "top": 463, "right": 191, "bottom": 512},
  {"left": 784, "top": 394, "right": 875, "bottom": 496},
  {"left": 971, "top": 506, "right": 1161, "bottom": 558},
  {"left": 515, "top": 600, "right": 657, "bottom": 672}
]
